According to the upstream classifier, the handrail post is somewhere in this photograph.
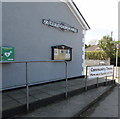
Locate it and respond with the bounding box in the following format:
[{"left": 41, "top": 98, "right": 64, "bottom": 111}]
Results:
[
  {"left": 65, "top": 61, "right": 68, "bottom": 98},
  {"left": 85, "top": 66, "right": 88, "bottom": 91},
  {"left": 115, "top": 49, "right": 118, "bottom": 78},
  {"left": 112, "top": 66, "right": 115, "bottom": 83},
  {"left": 105, "top": 76, "right": 107, "bottom": 86},
  {"left": 97, "top": 77, "right": 99, "bottom": 88},
  {"left": 26, "top": 62, "right": 29, "bottom": 112}
]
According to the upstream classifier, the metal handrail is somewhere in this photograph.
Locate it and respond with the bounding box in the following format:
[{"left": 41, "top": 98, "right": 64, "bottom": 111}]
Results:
[
  {"left": 85, "top": 65, "right": 115, "bottom": 91},
  {"left": 1, "top": 60, "right": 68, "bottom": 111},
  {"left": 0, "top": 60, "right": 65, "bottom": 63}
]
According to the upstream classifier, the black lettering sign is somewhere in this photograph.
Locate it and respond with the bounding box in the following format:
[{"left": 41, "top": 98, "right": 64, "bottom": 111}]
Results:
[{"left": 42, "top": 19, "right": 78, "bottom": 33}]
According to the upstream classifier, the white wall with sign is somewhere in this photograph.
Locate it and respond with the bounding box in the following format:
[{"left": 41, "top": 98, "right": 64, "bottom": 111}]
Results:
[
  {"left": 2, "top": 2, "right": 87, "bottom": 89},
  {"left": 87, "top": 65, "right": 114, "bottom": 79}
]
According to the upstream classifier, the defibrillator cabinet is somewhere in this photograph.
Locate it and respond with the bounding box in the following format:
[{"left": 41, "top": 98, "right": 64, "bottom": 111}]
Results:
[
  {"left": 51, "top": 45, "right": 72, "bottom": 61},
  {"left": 0, "top": 47, "right": 14, "bottom": 61}
]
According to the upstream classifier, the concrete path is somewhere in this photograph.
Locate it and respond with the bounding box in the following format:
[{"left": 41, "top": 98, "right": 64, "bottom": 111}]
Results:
[
  {"left": 16, "top": 85, "right": 114, "bottom": 118},
  {"left": 80, "top": 85, "right": 118, "bottom": 118},
  {"left": 2, "top": 77, "right": 115, "bottom": 118}
]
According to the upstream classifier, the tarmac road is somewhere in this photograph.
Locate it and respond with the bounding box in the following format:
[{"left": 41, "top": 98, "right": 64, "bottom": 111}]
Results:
[{"left": 80, "top": 85, "right": 119, "bottom": 118}]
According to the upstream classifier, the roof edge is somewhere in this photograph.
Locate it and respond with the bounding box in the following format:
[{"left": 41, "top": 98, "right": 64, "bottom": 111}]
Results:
[{"left": 63, "top": 0, "right": 90, "bottom": 30}]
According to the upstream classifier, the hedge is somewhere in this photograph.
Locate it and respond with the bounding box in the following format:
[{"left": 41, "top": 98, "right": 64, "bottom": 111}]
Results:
[
  {"left": 110, "top": 58, "right": 120, "bottom": 66},
  {"left": 85, "top": 51, "right": 108, "bottom": 60},
  {"left": 110, "top": 50, "right": 120, "bottom": 66}
]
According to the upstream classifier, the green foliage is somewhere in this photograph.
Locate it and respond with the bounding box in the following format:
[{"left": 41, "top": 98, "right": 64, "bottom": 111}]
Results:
[
  {"left": 98, "top": 35, "right": 115, "bottom": 59},
  {"left": 115, "top": 49, "right": 120, "bottom": 58},
  {"left": 98, "top": 36, "right": 120, "bottom": 59},
  {"left": 114, "top": 41, "right": 120, "bottom": 58},
  {"left": 114, "top": 41, "right": 120, "bottom": 45},
  {"left": 119, "top": 50, "right": 120, "bottom": 57},
  {"left": 86, "top": 35, "right": 120, "bottom": 60},
  {"left": 85, "top": 51, "right": 108, "bottom": 60}
]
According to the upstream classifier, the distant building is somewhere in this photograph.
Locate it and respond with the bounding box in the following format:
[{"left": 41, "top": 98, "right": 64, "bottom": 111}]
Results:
[{"left": 85, "top": 45, "right": 103, "bottom": 51}]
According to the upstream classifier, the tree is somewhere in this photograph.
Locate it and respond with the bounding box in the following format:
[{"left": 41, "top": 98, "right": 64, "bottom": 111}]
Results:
[
  {"left": 114, "top": 41, "right": 120, "bottom": 46},
  {"left": 98, "top": 35, "right": 115, "bottom": 59}
]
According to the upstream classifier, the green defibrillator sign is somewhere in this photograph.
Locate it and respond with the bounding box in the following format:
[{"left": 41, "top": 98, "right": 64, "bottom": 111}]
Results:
[{"left": 0, "top": 47, "right": 14, "bottom": 61}]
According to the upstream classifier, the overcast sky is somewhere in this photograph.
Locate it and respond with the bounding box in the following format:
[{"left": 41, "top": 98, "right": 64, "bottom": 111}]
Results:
[{"left": 74, "top": 0, "right": 118, "bottom": 44}]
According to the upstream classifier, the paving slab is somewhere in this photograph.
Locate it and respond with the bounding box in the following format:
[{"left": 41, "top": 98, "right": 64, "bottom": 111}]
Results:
[
  {"left": 2, "top": 77, "right": 115, "bottom": 118},
  {"left": 32, "top": 93, "right": 52, "bottom": 100},
  {"left": 2, "top": 100, "right": 21, "bottom": 111},
  {"left": 17, "top": 85, "right": 114, "bottom": 118},
  {"left": 16, "top": 96, "right": 38, "bottom": 105}
]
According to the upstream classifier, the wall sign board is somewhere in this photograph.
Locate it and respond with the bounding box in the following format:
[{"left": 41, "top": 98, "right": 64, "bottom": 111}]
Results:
[
  {"left": 42, "top": 19, "right": 78, "bottom": 33},
  {"left": 51, "top": 45, "right": 72, "bottom": 61}
]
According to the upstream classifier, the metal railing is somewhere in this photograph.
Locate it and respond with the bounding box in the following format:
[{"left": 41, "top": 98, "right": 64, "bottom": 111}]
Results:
[
  {"left": 85, "top": 65, "right": 115, "bottom": 91},
  {"left": 1, "top": 61, "right": 115, "bottom": 112},
  {"left": 0, "top": 60, "right": 68, "bottom": 111}
]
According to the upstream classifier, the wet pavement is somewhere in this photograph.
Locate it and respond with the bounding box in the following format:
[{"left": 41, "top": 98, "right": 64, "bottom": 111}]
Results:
[{"left": 80, "top": 85, "right": 118, "bottom": 117}]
